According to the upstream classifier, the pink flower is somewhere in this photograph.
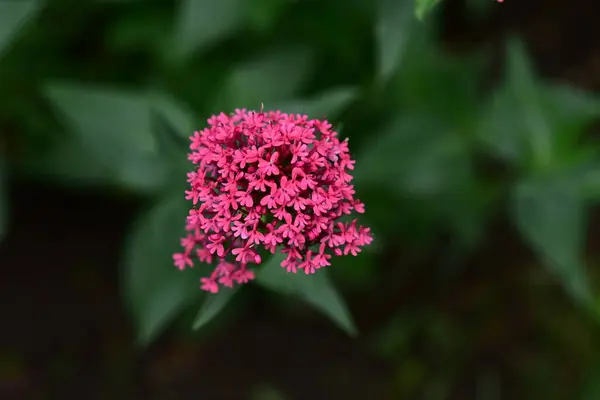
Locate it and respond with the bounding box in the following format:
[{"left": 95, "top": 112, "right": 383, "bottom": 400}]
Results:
[{"left": 173, "top": 108, "right": 373, "bottom": 293}]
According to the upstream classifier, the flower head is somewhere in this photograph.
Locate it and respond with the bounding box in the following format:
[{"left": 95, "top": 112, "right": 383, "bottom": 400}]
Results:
[{"left": 173, "top": 108, "right": 372, "bottom": 292}]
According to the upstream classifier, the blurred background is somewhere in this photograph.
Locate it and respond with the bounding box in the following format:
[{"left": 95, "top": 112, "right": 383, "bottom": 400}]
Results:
[{"left": 3, "top": 0, "right": 600, "bottom": 398}]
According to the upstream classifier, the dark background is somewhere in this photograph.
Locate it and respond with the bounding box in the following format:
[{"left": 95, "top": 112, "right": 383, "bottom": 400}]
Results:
[{"left": 2, "top": 0, "right": 600, "bottom": 398}]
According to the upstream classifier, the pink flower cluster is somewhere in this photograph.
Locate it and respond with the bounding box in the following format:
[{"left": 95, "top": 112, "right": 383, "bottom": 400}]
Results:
[{"left": 173, "top": 108, "right": 372, "bottom": 293}]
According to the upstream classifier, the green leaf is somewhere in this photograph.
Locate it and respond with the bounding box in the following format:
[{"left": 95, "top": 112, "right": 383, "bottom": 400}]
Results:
[
  {"left": 480, "top": 40, "right": 577, "bottom": 172},
  {"left": 255, "top": 253, "right": 357, "bottom": 336},
  {"left": 393, "top": 35, "right": 484, "bottom": 124},
  {"left": 415, "top": 0, "right": 442, "bottom": 20},
  {"left": 192, "top": 286, "right": 240, "bottom": 330},
  {"left": 376, "top": 0, "right": 414, "bottom": 80},
  {"left": 481, "top": 55, "right": 600, "bottom": 172},
  {"left": 173, "top": 0, "right": 243, "bottom": 58},
  {"left": 512, "top": 178, "right": 592, "bottom": 303},
  {"left": 505, "top": 40, "right": 553, "bottom": 170},
  {"left": 148, "top": 92, "right": 195, "bottom": 171},
  {"left": 45, "top": 84, "right": 168, "bottom": 192},
  {"left": 0, "top": 0, "right": 40, "bottom": 56},
  {"left": 269, "top": 87, "right": 357, "bottom": 119},
  {"left": 355, "top": 115, "right": 471, "bottom": 197},
  {"left": 123, "top": 194, "right": 201, "bottom": 347},
  {"left": 149, "top": 92, "right": 196, "bottom": 140},
  {"left": 216, "top": 49, "right": 312, "bottom": 111}
]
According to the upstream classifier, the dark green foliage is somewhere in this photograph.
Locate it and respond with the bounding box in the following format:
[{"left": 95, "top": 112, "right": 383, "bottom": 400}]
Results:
[{"left": 3, "top": 0, "right": 600, "bottom": 397}]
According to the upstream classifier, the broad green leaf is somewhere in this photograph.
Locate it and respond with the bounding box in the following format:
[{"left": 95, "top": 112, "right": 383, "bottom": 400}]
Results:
[
  {"left": 149, "top": 92, "right": 196, "bottom": 140},
  {"left": 45, "top": 84, "right": 167, "bottom": 192},
  {"left": 482, "top": 71, "right": 600, "bottom": 171},
  {"left": 192, "top": 286, "right": 240, "bottom": 330},
  {"left": 393, "top": 35, "right": 484, "bottom": 125},
  {"left": 512, "top": 179, "right": 591, "bottom": 303},
  {"left": 376, "top": 0, "right": 414, "bottom": 80},
  {"left": 480, "top": 40, "right": 574, "bottom": 172},
  {"left": 505, "top": 40, "right": 553, "bottom": 170},
  {"left": 123, "top": 194, "right": 201, "bottom": 346},
  {"left": 0, "top": 0, "right": 40, "bottom": 56},
  {"left": 148, "top": 92, "right": 195, "bottom": 172},
  {"left": 173, "top": 0, "right": 243, "bottom": 58},
  {"left": 355, "top": 115, "right": 471, "bottom": 197},
  {"left": 216, "top": 50, "right": 312, "bottom": 112},
  {"left": 415, "top": 0, "right": 442, "bottom": 20},
  {"left": 270, "top": 87, "right": 357, "bottom": 119},
  {"left": 256, "top": 252, "right": 357, "bottom": 336}
]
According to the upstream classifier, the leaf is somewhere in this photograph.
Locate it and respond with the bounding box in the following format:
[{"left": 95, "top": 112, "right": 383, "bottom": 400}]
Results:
[
  {"left": 192, "top": 286, "right": 240, "bottom": 330},
  {"left": 255, "top": 252, "right": 357, "bottom": 336},
  {"left": 505, "top": 40, "right": 553, "bottom": 170},
  {"left": 45, "top": 84, "right": 168, "bottom": 192},
  {"left": 512, "top": 178, "right": 592, "bottom": 303},
  {"left": 216, "top": 49, "right": 312, "bottom": 111},
  {"left": 479, "top": 40, "right": 579, "bottom": 172},
  {"left": 355, "top": 115, "right": 471, "bottom": 197},
  {"left": 149, "top": 92, "right": 196, "bottom": 140},
  {"left": 173, "top": 0, "right": 244, "bottom": 58},
  {"left": 393, "top": 35, "right": 484, "bottom": 124},
  {"left": 148, "top": 92, "right": 195, "bottom": 171},
  {"left": 0, "top": 0, "right": 40, "bottom": 56},
  {"left": 376, "top": 0, "right": 414, "bottom": 80},
  {"left": 415, "top": 0, "right": 442, "bottom": 20},
  {"left": 269, "top": 87, "right": 357, "bottom": 119},
  {"left": 123, "top": 194, "right": 201, "bottom": 347}
]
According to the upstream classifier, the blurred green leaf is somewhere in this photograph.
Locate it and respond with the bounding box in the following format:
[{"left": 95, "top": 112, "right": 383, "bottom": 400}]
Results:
[
  {"left": 173, "top": 0, "right": 243, "bottom": 58},
  {"left": 270, "top": 87, "right": 357, "bottom": 119},
  {"left": 396, "top": 43, "right": 484, "bottom": 126},
  {"left": 256, "top": 252, "right": 357, "bottom": 336},
  {"left": 45, "top": 84, "right": 168, "bottom": 192},
  {"left": 123, "top": 194, "right": 201, "bottom": 347},
  {"left": 355, "top": 115, "right": 471, "bottom": 197},
  {"left": 216, "top": 49, "right": 312, "bottom": 111},
  {"left": 490, "top": 39, "right": 548, "bottom": 166},
  {"left": 479, "top": 40, "right": 592, "bottom": 172},
  {"left": 149, "top": 94, "right": 194, "bottom": 175},
  {"left": 149, "top": 92, "right": 196, "bottom": 140},
  {"left": 415, "top": 0, "right": 441, "bottom": 20},
  {"left": 512, "top": 178, "right": 592, "bottom": 303},
  {"left": 482, "top": 73, "right": 600, "bottom": 171},
  {"left": 0, "top": 0, "right": 40, "bottom": 57},
  {"left": 376, "top": 0, "right": 414, "bottom": 80},
  {"left": 192, "top": 286, "right": 240, "bottom": 330}
]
